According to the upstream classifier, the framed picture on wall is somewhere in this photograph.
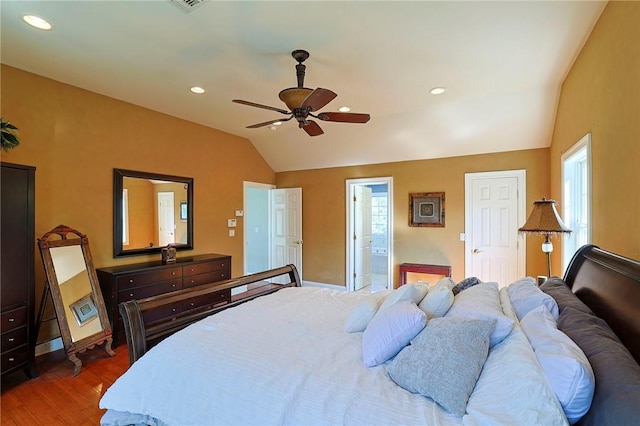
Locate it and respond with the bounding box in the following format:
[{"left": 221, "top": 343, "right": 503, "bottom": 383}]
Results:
[{"left": 409, "top": 192, "right": 445, "bottom": 227}]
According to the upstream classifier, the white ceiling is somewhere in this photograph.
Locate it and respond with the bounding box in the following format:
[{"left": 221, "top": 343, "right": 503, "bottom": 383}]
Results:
[{"left": 1, "top": 0, "right": 606, "bottom": 172}]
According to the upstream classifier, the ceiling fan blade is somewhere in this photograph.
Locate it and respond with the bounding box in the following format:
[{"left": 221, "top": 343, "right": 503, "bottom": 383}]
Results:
[
  {"left": 246, "top": 116, "right": 293, "bottom": 129},
  {"left": 301, "top": 88, "right": 337, "bottom": 112},
  {"left": 317, "top": 112, "right": 371, "bottom": 123},
  {"left": 233, "top": 99, "right": 290, "bottom": 115},
  {"left": 302, "top": 120, "right": 324, "bottom": 136}
]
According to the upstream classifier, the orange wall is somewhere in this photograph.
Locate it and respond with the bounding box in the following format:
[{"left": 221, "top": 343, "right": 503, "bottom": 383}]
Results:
[
  {"left": 1, "top": 65, "right": 276, "bottom": 339},
  {"left": 277, "top": 148, "right": 550, "bottom": 286},
  {"left": 549, "top": 1, "right": 640, "bottom": 262}
]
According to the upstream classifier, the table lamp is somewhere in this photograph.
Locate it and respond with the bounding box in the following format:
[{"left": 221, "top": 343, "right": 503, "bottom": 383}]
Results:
[{"left": 518, "top": 198, "right": 571, "bottom": 277}]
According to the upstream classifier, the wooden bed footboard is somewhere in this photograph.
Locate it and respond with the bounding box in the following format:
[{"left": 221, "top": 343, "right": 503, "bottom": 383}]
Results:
[{"left": 119, "top": 264, "right": 301, "bottom": 364}]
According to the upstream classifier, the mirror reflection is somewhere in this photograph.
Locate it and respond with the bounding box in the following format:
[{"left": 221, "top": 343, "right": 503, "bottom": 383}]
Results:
[
  {"left": 50, "top": 246, "right": 102, "bottom": 342},
  {"left": 37, "top": 225, "right": 114, "bottom": 376},
  {"left": 114, "top": 169, "right": 193, "bottom": 257}
]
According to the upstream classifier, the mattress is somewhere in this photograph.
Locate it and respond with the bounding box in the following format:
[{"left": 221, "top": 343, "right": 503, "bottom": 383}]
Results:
[{"left": 100, "top": 286, "right": 566, "bottom": 425}]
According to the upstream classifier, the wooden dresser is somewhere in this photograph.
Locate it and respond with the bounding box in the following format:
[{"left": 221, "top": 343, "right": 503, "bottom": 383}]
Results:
[
  {"left": 1, "top": 163, "right": 37, "bottom": 378},
  {"left": 97, "top": 253, "right": 231, "bottom": 345}
]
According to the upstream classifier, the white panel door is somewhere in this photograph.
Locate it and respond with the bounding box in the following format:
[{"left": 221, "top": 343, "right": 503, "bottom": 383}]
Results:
[
  {"left": 157, "top": 192, "right": 175, "bottom": 246},
  {"left": 354, "top": 186, "right": 372, "bottom": 291},
  {"left": 271, "top": 188, "right": 302, "bottom": 282},
  {"left": 465, "top": 171, "right": 525, "bottom": 286}
]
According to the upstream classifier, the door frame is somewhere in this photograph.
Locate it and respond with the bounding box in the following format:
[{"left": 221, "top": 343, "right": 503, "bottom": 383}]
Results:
[
  {"left": 464, "top": 170, "right": 526, "bottom": 280},
  {"left": 345, "top": 177, "right": 393, "bottom": 292}
]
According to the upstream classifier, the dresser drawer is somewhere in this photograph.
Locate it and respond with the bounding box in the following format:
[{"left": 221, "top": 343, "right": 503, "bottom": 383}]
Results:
[
  {"left": 118, "top": 279, "right": 182, "bottom": 303},
  {"left": 117, "top": 267, "right": 182, "bottom": 290},
  {"left": 1, "top": 346, "right": 27, "bottom": 373},
  {"left": 183, "top": 260, "right": 229, "bottom": 277},
  {"left": 183, "top": 270, "right": 230, "bottom": 288},
  {"left": 1, "top": 306, "right": 27, "bottom": 332},
  {"left": 182, "top": 289, "right": 231, "bottom": 312},
  {"left": 1, "top": 326, "right": 27, "bottom": 352}
]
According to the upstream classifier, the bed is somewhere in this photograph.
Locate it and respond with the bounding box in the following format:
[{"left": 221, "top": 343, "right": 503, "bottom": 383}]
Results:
[{"left": 99, "top": 245, "right": 640, "bottom": 425}]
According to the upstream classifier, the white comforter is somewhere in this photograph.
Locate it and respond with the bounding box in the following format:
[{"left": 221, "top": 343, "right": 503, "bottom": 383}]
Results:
[{"left": 100, "top": 287, "right": 566, "bottom": 426}]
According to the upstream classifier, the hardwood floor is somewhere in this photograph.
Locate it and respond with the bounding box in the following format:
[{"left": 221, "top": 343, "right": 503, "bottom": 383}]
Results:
[{"left": 1, "top": 344, "right": 129, "bottom": 425}]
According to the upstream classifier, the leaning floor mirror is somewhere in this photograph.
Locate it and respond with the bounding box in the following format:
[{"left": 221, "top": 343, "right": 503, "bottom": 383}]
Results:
[{"left": 37, "top": 225, "right": 115, "bottom": 376}]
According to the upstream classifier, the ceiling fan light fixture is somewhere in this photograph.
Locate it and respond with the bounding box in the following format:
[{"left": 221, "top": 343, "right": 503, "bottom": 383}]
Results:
[
  {"left": 430, "top": 87, "right": 446, "bottom": 95},
  {"left": 279, "top": 88, "right": 313, "bottom": 110},
  {"left": 190, "top": 86, "right": 205, "bottom": 94},
  {"left": 23, "top": 15, "right": 52, "bottom": 30},
  {"left": 338, "top": 106, "right": 351, "bottom": 112}
]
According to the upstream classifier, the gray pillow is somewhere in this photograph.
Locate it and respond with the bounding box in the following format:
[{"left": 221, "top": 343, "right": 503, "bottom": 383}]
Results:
[
  {"left": 386, "top": 317, "right": 495, "bottom": 417},
  {"left": 557, "top": 307, "right": 640, "bottom": 426},
  {"left": 539, "top": 277, "right": 594, "bottom": 315},
  {"left": 452, "top": 277, "right": 481, "bottom": 295}
]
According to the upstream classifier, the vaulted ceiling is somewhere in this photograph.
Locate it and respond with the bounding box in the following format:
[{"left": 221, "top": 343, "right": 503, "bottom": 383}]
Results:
[{"left": 1, "top": 1, "right": 606, "bottom": 172}]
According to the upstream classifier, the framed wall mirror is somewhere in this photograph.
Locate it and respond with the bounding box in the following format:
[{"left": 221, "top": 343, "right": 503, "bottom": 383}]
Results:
[
  {"left": 113, "top": 169, "right": 194, "bottom": 257},
  {"left": 37, "top": 225, "right": 114, "bottom": 376}
]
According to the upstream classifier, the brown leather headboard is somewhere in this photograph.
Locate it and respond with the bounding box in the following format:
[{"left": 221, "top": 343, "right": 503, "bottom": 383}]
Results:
[{"left": 563, "top": 245, "right": 640, "bottom": 363}]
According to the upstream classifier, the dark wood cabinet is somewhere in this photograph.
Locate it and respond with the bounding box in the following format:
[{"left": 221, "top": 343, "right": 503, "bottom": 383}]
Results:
[
  {"left": 1, "top": 163, "right": 37, "bottom": 378},
  {"left": 97, "top": 253, "right": 231, "bottom": 344}
]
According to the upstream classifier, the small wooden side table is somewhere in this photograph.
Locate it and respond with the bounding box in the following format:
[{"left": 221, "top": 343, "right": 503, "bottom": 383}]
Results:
[{"left": 399, "top": 263, "right": 452, "bottom": 285}]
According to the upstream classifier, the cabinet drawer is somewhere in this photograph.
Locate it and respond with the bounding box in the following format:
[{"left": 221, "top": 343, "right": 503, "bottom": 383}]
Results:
[
  {"left": 118, "top": 279, "right": 182, "bottom": 303},
  {"left": 1, "top": 306, "right": 27, "bottom": 332},
  {"left": 183, "top": 271, "right": 230, "bottom": 288},
  {"left": 183, "top": 260, "right": 229, "bottom": 277},
  {"left": 1, "top": 327, "right": 27, "bottom": 352},
  {"left": 117, "top": 267, "right": 182, "bottom": 290},
  {"left": 1, "top": 346, "right": 27, "bottom": 373},
  {"left": 182, "top": 289, "right": 231, "bottom": 312}
]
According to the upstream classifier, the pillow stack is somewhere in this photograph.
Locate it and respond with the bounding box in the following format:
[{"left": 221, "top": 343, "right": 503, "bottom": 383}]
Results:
[
  {"left": 507, "top": 277, "right": 595, "bottom": 424},
  {"left": 520, "top": 306, "right": 595, "bottom": 424},
  {"left": 445, "top": 281, "right": 514, "bottom": 347}
]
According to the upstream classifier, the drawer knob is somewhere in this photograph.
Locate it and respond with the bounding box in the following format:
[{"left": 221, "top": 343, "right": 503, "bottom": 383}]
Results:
[
  {"left": 189, "top": 268, "right": 194, "bottom": 272},
  {"left": 8, "top": 357, "right": 15, "bottom": 362},
  {"left": 172, "top": 272, "right": 176, "bottom": 276},
  {"left": 191, "top": 280, "right": 195, "bottom": 284},
  {"left": 190, "top": 302, "right": 195, "bottom": 307},
  {"left": 171, "top": 284, "right": 176, "bottom": 288},
  {"left": 8, "top": 318, "right": 15, "bottom": 322},
  {"left": 130, "top": 293, "right": 134, "bottom": 297},
  {"left": 129, "top": 279, "right": 134, "bottom": 283},
  {"left": 172, "top": 308, "right": 176, "bottom": 312},
  {"left": 8, "top": 337, "right": 15, "bottom": 342}
]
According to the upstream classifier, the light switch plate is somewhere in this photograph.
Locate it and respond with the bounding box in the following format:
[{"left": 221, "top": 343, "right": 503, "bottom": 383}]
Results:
[
  {"left": 235, "top": 210, "right": 244, "bottom": 217},
  {"left": 228, "top": 219, "right": 237, "bottom": 227},
  {"left": 229, "top": 229, "right": 235, "bottom": 237}
]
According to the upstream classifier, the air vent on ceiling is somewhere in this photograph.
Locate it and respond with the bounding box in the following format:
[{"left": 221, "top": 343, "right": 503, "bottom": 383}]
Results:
[{"left": 170, "top": 0, "right": 206, "bottom": 13}]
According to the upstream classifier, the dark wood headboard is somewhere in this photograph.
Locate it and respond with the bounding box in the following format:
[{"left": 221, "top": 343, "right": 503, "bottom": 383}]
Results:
[{"left": 563, "top": 245, "right": 640, "bottom": 363}]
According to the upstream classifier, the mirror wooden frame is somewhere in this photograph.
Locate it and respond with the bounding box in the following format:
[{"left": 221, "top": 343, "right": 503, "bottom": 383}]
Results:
[
  {"left": 113, "top": 168, "right": 194, "bottom": 257},
  {"left": 37, "top": 225, "right": 114, "bottom": 376}
]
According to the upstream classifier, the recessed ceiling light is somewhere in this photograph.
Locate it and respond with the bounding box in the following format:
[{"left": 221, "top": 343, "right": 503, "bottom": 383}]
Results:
[
  {"left": 190, "top": 86, "right": 205, "bottom": 94},
  {"left": 338, "top": 106, "right": 351, "bottom": 112},
  {"left": 430, "top": 87, "right": 446, "bottom": 95},
  {"left": 23, "top": 15, "right": 52, "bottom": 30}
]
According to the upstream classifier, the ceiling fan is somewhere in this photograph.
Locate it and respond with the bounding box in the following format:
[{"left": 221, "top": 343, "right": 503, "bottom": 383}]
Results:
[{"left": 233, "top": 49, "right": 370, "bottom": 137}]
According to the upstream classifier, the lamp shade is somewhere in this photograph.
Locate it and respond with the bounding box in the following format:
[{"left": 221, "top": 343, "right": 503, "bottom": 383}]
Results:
[{"left": 519, "top": 198, "right": 571, "bottom": 235}]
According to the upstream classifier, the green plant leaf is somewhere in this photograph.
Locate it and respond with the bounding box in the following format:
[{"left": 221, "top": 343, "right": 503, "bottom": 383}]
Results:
[{"left": 1, "top": 117, "right": 21, "bottom": 152}]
